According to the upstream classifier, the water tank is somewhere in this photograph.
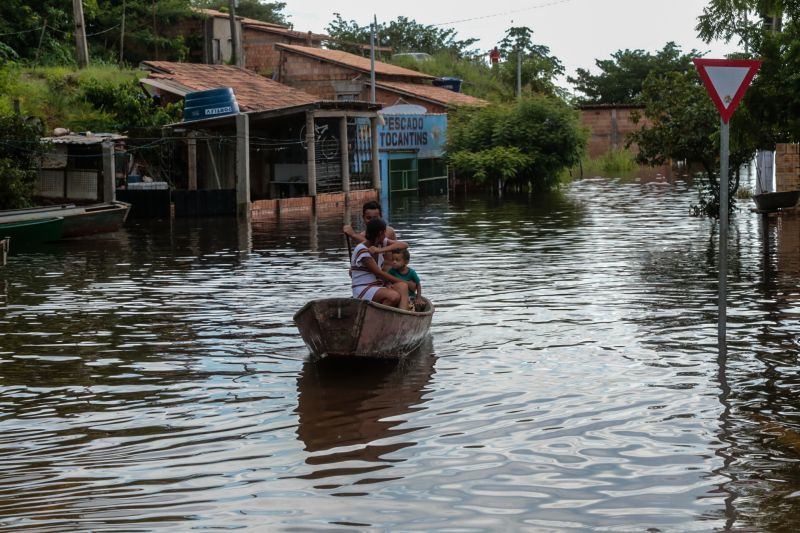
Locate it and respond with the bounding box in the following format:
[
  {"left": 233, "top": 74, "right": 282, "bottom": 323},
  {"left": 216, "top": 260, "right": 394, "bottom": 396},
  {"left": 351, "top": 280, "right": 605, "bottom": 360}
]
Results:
[
  {"left": 432, "top": 77, "right": 463, "bottom": 93},
  {"left": 183, "top": 87, "right": 239, "bottom": 122}
]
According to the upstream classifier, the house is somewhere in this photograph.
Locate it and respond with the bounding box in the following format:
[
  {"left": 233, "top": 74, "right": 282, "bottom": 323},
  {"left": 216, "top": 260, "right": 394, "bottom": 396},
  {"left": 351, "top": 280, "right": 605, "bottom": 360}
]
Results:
[
  {"left": 38, "top": 133, "right": 125, "bottom": 204},
  {"left": 275, "top": 44, "right": 487, "bottom": 113},
  {"left": 139, "top": 61, "right": 381, "bottom": 218},
  {"left": 274, "top": 44, "right": 486, "bottom": 201},
  {"left": 193, "top": 8, "right": 326, "bottom": 75}
]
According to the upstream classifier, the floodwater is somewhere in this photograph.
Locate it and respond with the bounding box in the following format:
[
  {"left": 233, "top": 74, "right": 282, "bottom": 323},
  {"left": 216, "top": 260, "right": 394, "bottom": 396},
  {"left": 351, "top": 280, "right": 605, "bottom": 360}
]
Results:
[{"left": 1, "top": 174, "right": 800, "bottom": 531}]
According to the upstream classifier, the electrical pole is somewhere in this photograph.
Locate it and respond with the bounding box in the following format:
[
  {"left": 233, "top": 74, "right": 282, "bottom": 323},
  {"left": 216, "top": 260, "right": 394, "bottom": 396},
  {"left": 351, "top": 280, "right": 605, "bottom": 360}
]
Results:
[
  {"left": 516, "top": 48, "right": 522, "bottom": 99},
  {"left": 71, "top": 0, "right": 89, "bottom": 68},
  {"left": 228, "top": 0, "right": 240, "bottom": 66},
  {"left": 119, "top": 0, "right": 126, "bottom": 64},
  {"left": 370, "top": 15, "right": 377, "bottom": 103}
]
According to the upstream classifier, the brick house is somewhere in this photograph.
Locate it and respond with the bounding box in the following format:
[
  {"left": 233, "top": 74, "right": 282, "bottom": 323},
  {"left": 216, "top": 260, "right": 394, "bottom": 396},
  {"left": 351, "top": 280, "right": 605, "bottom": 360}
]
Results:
[
  {"left": 139, "top": 61, "right": 381, "bottom": 218},
  {"left": 275, "top": 44, "right": 486, "bottom": 113}
]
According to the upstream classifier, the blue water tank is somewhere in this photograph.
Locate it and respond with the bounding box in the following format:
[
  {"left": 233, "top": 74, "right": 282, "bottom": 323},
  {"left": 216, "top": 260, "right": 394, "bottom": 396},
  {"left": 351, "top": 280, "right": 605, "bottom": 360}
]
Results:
[
  {"left": 432, "top": 77, "right": 463, "bottom": 93},
  {"left": 183, "top": 87, "right": 239, "bottom": 122}
]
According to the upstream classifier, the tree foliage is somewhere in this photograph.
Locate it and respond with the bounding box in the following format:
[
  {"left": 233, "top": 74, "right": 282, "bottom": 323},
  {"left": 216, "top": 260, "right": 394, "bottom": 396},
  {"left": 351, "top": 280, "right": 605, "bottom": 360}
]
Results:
[
  {"left": 496, "top": 26, "right": 564, "bottom": 97},
  {"left": 0, "top": 114, "right": 45, "bottom": 209},
  {"left": 447, "top": 96, "right": 587, "bottom": 192},
  {"left": 325, "top": 14, "right": 479, "bottom": 57},
  {"left": 569, "top": 42, "right": 701, "bottom": 104}
]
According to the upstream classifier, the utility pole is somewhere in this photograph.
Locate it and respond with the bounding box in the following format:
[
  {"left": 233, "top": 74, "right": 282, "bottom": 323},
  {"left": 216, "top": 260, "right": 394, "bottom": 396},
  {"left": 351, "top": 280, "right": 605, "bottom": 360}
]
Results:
[
  {"left": 516, "top": 48, "right": 522, "bottom": 99},
  {"left": 228, "top": 0, "right": 240, "bottom": 66},
  {"left": 119, "top": 0, "right": 126, "bottom": 64},
  {"left": 71, "top": 0, "right": 89, "bottom": 68},
  {"left": 370, "top": 15, "right": 377, "bottom": 103}
]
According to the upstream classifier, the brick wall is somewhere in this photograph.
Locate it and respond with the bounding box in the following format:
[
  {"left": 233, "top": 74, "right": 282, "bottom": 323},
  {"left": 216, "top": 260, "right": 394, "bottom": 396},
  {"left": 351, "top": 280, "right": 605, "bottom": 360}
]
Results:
[
  {"left": 776, "top": 143, "right": 800, "bottom": 192},
  {"left": 250, "top": 190, "right": 379, "bottom": 218},
  {"left": 244, "top": 31, "right": 321, "bottom": 75},
  {"left": 579, "top": 106, "right": 649, "bottom": 158},
  {"left": 374, "top": 87, "right": 446, "bottom": 114}
]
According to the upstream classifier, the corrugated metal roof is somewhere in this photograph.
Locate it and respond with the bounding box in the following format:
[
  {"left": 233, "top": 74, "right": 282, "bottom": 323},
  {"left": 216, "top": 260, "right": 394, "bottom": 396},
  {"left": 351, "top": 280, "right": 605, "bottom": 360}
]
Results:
[
  {"left": 41, "top": 133, "right": 126, "bottom": 145},
  {"left": 276, "top": 44, "right": 435, "bottom": 80}
]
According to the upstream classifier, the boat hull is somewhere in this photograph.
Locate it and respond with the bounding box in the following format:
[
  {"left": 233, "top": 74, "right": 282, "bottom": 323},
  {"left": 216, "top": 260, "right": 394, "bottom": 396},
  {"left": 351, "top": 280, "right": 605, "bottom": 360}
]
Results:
[
  {"left": 753, "top": 190, "right": 800, "bottom": 212},
  {"left": 294, "top": 297, "right": 434, "bottom": 359},
  {"left": 0, "top": 217, "right": 64, "bottom": 245},
  {"left": 0, "top": 201, "right": 130, "bottom": 238}
]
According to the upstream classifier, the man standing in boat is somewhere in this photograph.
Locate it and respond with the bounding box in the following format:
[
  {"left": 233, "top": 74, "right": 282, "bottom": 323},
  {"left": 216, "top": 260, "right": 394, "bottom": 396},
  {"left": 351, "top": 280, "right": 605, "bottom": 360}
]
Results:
[{"left": 343, "top": 201, "right": 397, "bottom": 270}]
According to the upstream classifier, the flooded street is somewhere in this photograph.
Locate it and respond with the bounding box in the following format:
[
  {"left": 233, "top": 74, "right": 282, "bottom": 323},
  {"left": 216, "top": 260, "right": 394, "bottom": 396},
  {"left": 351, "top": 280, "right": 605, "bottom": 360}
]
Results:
[{"left": 1, "top": 175, "right": 800, "bottom": 531}]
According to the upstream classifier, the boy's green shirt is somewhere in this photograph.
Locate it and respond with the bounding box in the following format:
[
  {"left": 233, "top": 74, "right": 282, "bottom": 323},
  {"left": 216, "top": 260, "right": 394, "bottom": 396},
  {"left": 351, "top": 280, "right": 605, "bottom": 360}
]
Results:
[{"left": 387, "top": 267, "right": 421, "bottom": 299}]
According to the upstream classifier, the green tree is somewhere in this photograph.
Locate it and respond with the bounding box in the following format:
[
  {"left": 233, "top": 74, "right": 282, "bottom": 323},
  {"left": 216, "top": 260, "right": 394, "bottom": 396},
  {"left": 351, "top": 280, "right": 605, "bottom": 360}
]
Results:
[
  {"left": 568, "top": 42, "right": 700, "bottom": 104},
  {"left": 0, "top": 114, "right": 45, "bottom": 209},
  {"left": 325, "top": 14, "right": 479, "bottom": 57},
  {"left": 447, "top": 96, "right": 587, "bottom": 193},
  {"left": 496, "top": 26, "right": 564, "bottom": 96}
]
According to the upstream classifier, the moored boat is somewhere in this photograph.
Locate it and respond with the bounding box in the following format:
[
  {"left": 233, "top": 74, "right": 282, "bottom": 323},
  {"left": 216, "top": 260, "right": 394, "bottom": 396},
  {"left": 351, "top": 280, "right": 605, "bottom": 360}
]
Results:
[
  {"left": 0, "top": 201, "right": 130, "bottom": 238},
  {"left": 0, "top": 217, "right": 64, "bottom": 245},
  {"left": 753, "top": 190, "right": 800, "bottom": 212},
  {"left": 294, "top": 297, "right": 434, "bottom": 359}
]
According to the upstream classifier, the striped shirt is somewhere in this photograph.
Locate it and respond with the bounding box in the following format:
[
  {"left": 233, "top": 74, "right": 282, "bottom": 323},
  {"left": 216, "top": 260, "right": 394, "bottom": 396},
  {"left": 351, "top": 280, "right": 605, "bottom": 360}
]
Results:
[{"left": 351, "top": 242, "right": 384, "bottom": 298}]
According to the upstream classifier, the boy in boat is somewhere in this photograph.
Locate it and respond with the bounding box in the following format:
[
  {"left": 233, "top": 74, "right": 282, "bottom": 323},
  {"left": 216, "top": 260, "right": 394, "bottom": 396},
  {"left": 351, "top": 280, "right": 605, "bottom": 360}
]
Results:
[
  {"left": 343, "top": 201, "right": 397, "bottom": 270},
  {"left": 351, "top": 218, "right": 410, "bottom": 309},
  {"left": 388, "top": 248, "right": 421, "bottom": 311}
]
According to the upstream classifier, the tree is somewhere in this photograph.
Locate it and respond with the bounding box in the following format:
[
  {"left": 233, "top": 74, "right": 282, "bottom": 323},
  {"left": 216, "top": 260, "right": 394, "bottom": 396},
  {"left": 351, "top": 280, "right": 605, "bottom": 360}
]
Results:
[
  {"left": 568, "top": 42, "right": 700, "bottom": 104},
  {"left": 325, "top": 14, "right": 479, "bottom": 57},
  {"left": 627, "top": 69, "right": 757, "bottom": 214},
  {"left": 0, "top": 114, "right": 45, "bottom": 209},
  {"left": 496, "top": 26, "right": 564, "bottom": 96},
  {"left": 447, "top": 96, "right": 587, "bottom": 193}
]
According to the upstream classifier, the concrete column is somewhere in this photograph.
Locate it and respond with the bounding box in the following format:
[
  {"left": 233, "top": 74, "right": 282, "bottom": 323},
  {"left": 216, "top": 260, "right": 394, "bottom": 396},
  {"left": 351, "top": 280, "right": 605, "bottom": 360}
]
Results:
[
  {"left": 340, "top": 116, "right": 350, "bottom": 199},
  {"left": 370, "top": 116, "right": 380, "bottom": 192},
  {"left": 187, "top": 131, "right": 198, "bottom": 191},
  {"left": 101, "top": 141, "right": 115, "bottom": 202},
  {"left": 235, "top": 113, "right": 250, "bottom": 216},
  {"left": 611, "top": 108, "right": 619, "bottom": 150},
  {"left": 306, "top": 111, "right": 317, "bottom": 197}
]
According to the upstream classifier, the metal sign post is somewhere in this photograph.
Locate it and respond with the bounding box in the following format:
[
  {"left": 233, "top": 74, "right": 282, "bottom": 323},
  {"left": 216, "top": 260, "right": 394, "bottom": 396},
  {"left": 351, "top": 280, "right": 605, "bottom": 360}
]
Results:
[{"left": 692, "top": 58, "right": 762, "bottom": 350}]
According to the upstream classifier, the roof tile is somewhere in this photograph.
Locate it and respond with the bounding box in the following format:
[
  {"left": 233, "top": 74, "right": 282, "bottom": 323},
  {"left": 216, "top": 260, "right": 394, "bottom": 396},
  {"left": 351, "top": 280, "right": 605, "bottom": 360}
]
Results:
[
  {"left": 376, "top": 80, "right": 487, "bottom": 108},
  {"left": 276, "top": 44, "right": 435, "bottom": 80},
  {"left": 141, "top": 61, "right": 321, "bottom": 112}
]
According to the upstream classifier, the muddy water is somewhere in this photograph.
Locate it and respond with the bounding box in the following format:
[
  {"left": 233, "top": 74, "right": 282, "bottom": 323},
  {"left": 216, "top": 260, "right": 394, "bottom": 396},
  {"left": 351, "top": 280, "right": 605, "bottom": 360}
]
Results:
[{"left": 1, "top": 175, "right": 799, "bottom": 531}]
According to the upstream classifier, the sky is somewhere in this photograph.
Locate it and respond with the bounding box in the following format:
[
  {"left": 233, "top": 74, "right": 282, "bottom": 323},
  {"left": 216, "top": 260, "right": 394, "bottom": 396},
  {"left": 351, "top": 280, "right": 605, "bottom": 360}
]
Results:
[{"left": 282, "top": 0, "right": 741, "bottom": 84}]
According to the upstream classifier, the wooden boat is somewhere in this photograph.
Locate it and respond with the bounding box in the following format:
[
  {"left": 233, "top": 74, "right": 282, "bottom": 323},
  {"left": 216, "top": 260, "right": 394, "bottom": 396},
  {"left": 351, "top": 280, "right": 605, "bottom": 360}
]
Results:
[
  {"left": 0, "top": 217, "right": 64, "bottom": 245},
  {"left": 294, "top": 297, "right": 434, "bottom": 359},
  {"left": 0, "top": 201, "right": 130, "bottom": 238},
  {"left": 753, "top": 190, "right": 800, "bottom": 212}
]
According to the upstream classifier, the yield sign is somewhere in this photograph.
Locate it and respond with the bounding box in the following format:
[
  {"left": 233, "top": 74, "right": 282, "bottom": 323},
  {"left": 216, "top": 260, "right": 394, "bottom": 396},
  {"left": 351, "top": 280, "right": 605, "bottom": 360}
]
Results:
[{"left": 693, "top": 58, "right": 762, "bottom": 123}]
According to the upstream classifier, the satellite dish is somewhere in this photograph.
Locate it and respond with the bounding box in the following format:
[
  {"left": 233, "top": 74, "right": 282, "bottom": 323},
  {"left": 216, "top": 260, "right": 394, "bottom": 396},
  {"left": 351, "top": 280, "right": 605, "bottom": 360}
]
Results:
[{"left": 379, "top": 104, "right": 427, "bottom": 115}]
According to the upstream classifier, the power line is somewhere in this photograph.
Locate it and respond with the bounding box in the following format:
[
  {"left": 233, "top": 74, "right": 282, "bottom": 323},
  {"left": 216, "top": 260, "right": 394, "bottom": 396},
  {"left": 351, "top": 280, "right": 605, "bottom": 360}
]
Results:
[{"left": 430, "top": 0, "right": 575, "bottom": 27}]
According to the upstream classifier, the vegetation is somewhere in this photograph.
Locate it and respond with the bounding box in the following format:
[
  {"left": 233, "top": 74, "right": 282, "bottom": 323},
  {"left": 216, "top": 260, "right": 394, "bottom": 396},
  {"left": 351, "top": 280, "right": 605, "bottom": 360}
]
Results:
[
  {"left": 496, "top": 27, "right": 565, "bottom": 97},
  {"left": 390, "top": 52, "right": 507, "bottom": 101},
  {"left": 566, "top": 149, "right": 638, "bottom": 178},
  {"left": 194, "top": 1, "right": 290, "bottom": 26},
  {"left": 0, "top": 114, "right": 46, "bottom": 209},
  {"left": 569, "top": 42, "right": 700, "bottom": 104},
  {"left": 447, "top": 96, "right": 587, "bottom": 194}
]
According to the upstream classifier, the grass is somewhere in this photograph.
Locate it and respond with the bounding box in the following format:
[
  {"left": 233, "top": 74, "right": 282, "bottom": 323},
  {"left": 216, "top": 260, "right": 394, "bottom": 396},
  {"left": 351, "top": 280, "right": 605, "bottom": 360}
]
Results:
[
  {"left": 0, "top": 64, "right": 140, "bottom": 132},
  {"left": 562, "top": 149, "right": 639, "bottom": 180}
]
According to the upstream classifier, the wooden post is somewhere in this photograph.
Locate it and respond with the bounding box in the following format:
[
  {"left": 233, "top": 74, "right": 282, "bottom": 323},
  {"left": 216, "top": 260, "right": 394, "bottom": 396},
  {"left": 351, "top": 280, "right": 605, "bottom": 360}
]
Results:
[
  {"left": 72, "top": 0, "right": 89, "bottom": 68},
  {"left": 187, "top": 131, "right": 198, "bottom": 191},
  {"left": 101, "top": 141, "right": 115, "bottom": 202},
  {"left": 340, "top": 116, "right": 350, "bottom": 205},
  {"left": 1, "top": 238, "right": 8, "bottom": 267},
  {"left": 236, "top": 113, "right": 250, "bottom": 217},
  {"left": 119, "top": 0, "right": 126, "bottom": 64},
  {"left": 228, "top": 0, "right": 241, "bottom": 67},
  {"left": 306, "top": 111, "right": 317, "bottom": 199},
  {"left": 370, "top": 116, "right": 380, "bottom": 192}
]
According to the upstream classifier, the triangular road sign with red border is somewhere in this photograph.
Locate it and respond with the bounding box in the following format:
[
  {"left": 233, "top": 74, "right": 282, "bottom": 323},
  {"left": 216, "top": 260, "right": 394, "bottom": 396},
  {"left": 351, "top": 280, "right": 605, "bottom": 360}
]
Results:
[{"left": 693, "top": 58, "right": 762, "bottom": 123}]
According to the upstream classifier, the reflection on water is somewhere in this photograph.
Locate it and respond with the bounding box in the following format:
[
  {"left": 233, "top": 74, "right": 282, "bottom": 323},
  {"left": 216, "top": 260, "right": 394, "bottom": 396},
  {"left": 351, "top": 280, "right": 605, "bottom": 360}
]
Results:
[{"left": 1, "top": 178, "right": 799, "bottom": 530}]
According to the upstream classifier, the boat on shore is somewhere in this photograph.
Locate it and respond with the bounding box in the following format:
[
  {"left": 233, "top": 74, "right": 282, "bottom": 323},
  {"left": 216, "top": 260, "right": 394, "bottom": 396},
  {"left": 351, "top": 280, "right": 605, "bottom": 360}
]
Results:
[
  {"left": 294, "top": 297, "right": 434, "bottom": 359},
  {"left": 0, "top": 201, "right": 130, "bottom": 238},
  {"left": 0, "top": 217, "right": 64, "bottom": 245}
]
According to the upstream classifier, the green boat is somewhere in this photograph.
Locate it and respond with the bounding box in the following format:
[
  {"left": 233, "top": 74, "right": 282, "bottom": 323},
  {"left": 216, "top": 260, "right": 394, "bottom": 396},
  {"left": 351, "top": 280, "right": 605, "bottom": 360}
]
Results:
[
  {"left": 0, "top": 201, "right": 130, "bottom": 238},
  {"left": 0, "top": 217, "right": 64, "bottom": 245}
]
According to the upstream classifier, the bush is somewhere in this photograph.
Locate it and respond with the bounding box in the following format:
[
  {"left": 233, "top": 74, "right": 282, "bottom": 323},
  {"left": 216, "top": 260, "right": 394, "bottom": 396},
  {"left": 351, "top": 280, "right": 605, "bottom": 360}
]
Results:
[
  {"left": 447, "top": 95, "right": 587, "bottom": 192},
  {"left": 0, "top": 113, "right": 44, "bottom": 209}
]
